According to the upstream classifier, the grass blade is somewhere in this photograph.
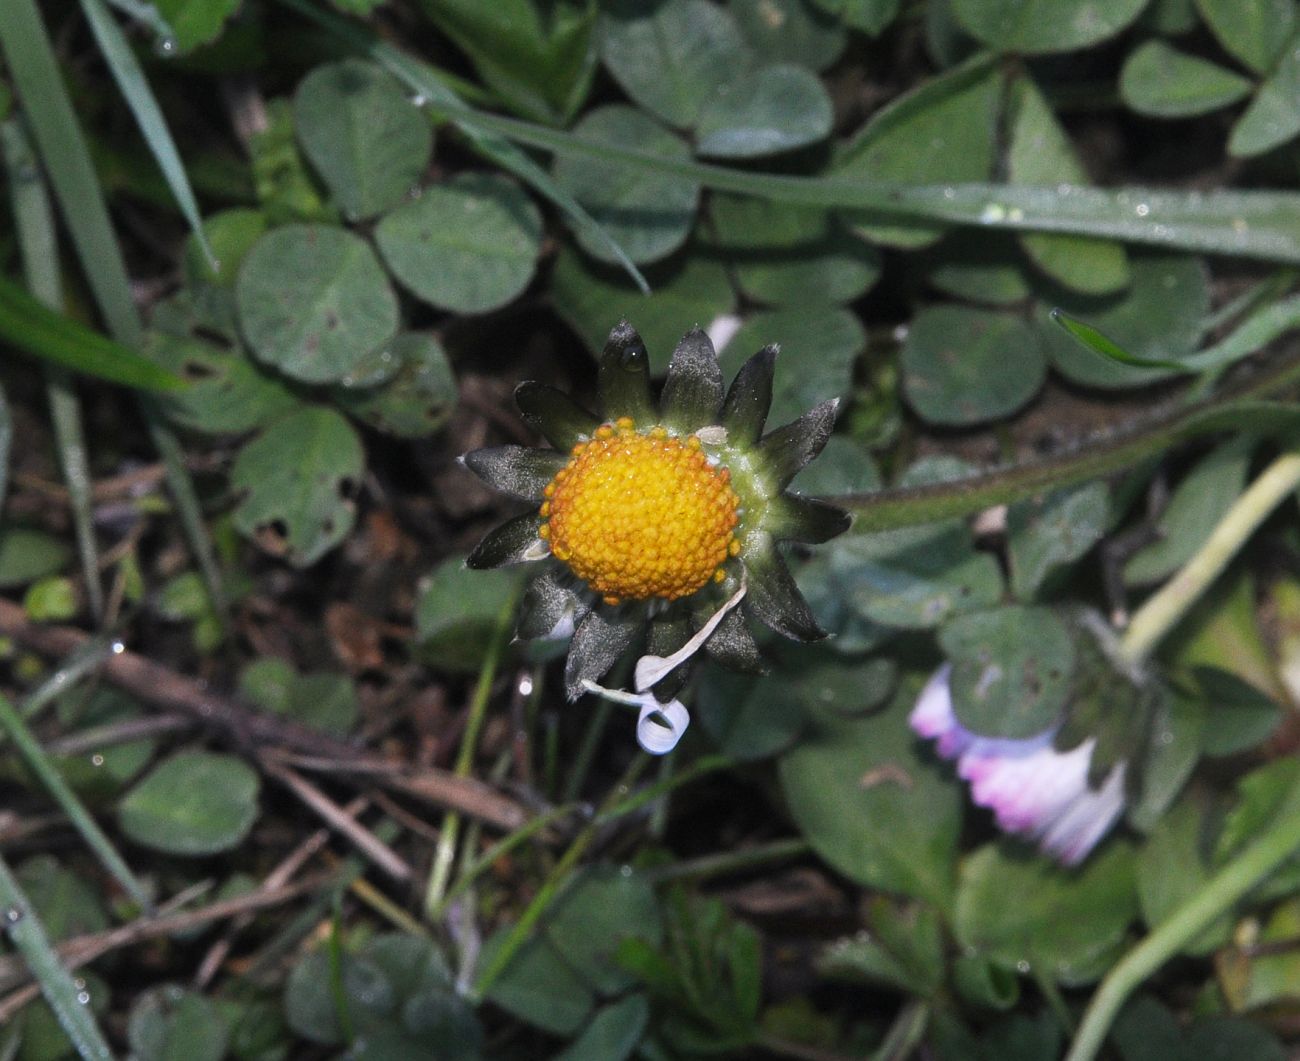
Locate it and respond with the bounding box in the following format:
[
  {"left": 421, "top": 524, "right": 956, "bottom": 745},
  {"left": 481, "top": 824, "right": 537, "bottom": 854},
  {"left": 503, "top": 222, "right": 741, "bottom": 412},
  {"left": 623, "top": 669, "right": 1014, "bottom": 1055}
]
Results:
[
  {"left": 0, "top": 853, "right": 114, "bottom": 1061},
  {"left": 1050, "top": 309, "right": 1191, "bottom": 373},
  {"left": 78, "top": 0, "right": 216, "bottom": 269},
  {"left": 0, "top": 682, "right": 152, "bottom": 911},
  {"left": 3, "top": 118, "right": 105, "bottom": 620},
  {"left": 0, "top": 0, "right": 227, "bottom": 630},
  {"left": 0, "top": 276, "right": 183, "bottom": 391}
]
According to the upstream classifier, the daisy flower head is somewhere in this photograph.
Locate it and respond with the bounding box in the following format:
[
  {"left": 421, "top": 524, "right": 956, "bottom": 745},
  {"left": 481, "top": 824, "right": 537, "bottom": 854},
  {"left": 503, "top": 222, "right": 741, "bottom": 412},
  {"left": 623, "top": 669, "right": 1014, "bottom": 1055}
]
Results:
[
  {"left": 911, "top": 662, "right": 1128, "bottom": 867},
  {"left": 462, "top": 321, "right": 851, "bottom": 706}
]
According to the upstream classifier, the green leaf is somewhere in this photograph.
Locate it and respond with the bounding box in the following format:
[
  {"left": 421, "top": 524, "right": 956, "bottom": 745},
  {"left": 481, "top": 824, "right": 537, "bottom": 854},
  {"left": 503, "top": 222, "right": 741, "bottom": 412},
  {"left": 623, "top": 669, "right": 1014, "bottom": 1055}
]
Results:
[
  {"left": 1120, "top": 41, "right": 1254, "bottom": 118},
  {"left": 939, "top": 605, "right": 1076, "bottom": 739},
  {"left": 955, "top": 841, "right": 1138, "bottom": 985},
  {"left": 1192, "top": 666, "right": 1283, "bottom": 758},
  {"left": 834, "top": 54, "right": 1000, "bottom": 248},
  {"left": 729, "top": 0, "right": 847, "bottom": 71},
  {"left": 236, "top": 224, "right": 398, "bottom": 384},
  {"left": 0, "top": 527, "right": 70, "bottom": 588},
  {"left": 294, "top": 59, "right": 434, "bottom": 221},
  {"left": 551, "top": 244, "right": 735, "bottom": 370},
  {"left": 142, "top": 331, "right": 301, "bottom": 435},
  {"left": 1196, "top": 0, "right": 1295, "bottom": 74},
  {"left": 950, "top": 0, "right": 1147, "bottom": 54},
  {"left": 808, "top": 0, "right": 900, "bottom": 34},
  {"left": 709, "top": 194, "right": 881, "bottom": 308},
  {"left": 481, "top": 930, "right": 594, "bottom": 1035},
  {"left": 240, "top": 658, "right": 359, "bottom": 735},
  {"left": 1229, "top": 40, "right": 1300, "bottom": 158},
  {"left": 416, "top": 0, "right": 599, "bottom": 124},
  {"left": 1036, "top": 252, "right": 1209, "bottom": 388},
  {"left": 900, "top": 305, "right": 1046, "bottom": 426},
  {"left": 0, "top": 275, "right": 184, "bottom": 391},
  {"left": 333, "top": 332, "right": 458, "bottom": 438},
  {"left": 118, "top": 750, "right": 260, "bottom": 856},
  {"left": 230, "top": 407, "right": 365, "bottom": 567},
  {"left": 153, "top": 0, "right": 239, "bottom": 52},
  {"left": 716, "top": 307, "right": 866, "bottom": 426},
  {"left": 416, "top": 556, "right": 522, "bottom": 672},
  {"left": 553, "top": 994, "right": 649, "bottom": 1061},
  {"left": 779, "top": 690, "right": 961, "bottom": 905},
  {"left": 127, "top": 985, "right": 229, "bottom": 1061},
  {"left": 600, "top": 0, "right": 754, "bottom": 127},
  {"left": 1007, "top": 482, "right": 1111, "bottom": 600},
  {"left": 915, "top": 230, "right": 1035, "bottom": 305},
  {"left": 551, "top": 105, "right": 699, "bottom": 265},
  {"left": 1009, "top": 75, "right": 1129, "bottom": 295},
  {"left": 1125, "top": 438, "right": 1252, "bottom": 585},
  {"left": 544, "top": 866, "right": 663, "bottom": 995},
  {"left": 818, "top": 897, "right": 945, "bottom": 995},
  {"left": 695, "top": 63, "right": 832, "bottom": 158},
  {"left": 15, "top": 855, "right": 109, "bottom": 940},
  {"left": 1050, "top": 309, "right": 1190, "bottom": 374},
  {"left": 376, "top": 172, "right": 543, "bottom": 311}
]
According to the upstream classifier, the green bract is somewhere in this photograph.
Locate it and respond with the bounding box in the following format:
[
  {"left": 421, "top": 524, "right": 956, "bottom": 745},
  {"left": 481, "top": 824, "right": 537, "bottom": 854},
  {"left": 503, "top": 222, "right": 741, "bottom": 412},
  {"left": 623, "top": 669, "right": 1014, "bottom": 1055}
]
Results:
[{"left": 463, "top": 322, "right": 849, "bottom": 699}]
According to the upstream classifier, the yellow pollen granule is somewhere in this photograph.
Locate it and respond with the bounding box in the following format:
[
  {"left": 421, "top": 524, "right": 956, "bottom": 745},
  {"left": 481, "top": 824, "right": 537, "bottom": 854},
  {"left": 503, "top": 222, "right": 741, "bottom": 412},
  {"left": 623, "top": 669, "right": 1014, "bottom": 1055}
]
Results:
[{"left": 540, "top": 419, "right": 740, "bottom": 605}]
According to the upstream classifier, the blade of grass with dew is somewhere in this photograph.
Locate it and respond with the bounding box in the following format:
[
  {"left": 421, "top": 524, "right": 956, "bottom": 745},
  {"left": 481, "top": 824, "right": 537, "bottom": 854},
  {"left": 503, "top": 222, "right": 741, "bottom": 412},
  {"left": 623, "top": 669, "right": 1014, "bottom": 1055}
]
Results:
[
  {"left": 105, "top": 0, "right": 173, "bottom": 40},
  {"left": 0, "top": 0, "right": 227, "bottom": 629},
  {"left": 79, "top": 0, "right": 215, "bottom": 268},
  {"left": 3, "top": 117, "right": 105, "bottom": 620},
  {"left": 1050, "top": 309, "right": 1192, "bottom": 373},
  {"left": 0, "top": 277, "right": 183, "bottom": 391},
  {"left": 260, "top": 34, "right": 1300, "bottom": 267},
  {"left": 0, "top": 682, "right": 153, "bottom": 911},
  {"left": 0, "top": 853, "right": 114, "bottom": 1061},
  {"left": 275, "top": 0, "right": 649, "bottom": 294}
]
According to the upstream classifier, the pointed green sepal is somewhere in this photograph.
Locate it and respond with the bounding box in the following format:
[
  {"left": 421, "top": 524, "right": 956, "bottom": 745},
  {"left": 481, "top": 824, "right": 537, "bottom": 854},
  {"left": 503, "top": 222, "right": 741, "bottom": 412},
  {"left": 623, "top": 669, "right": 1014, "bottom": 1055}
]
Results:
[
  {"left": 598, "top": 320, "right": 656, "bottom": 424},
  {"left": 755, "top": 399, "right": 839, "bottom": 490},
  {"left": 766, "top": 494, "right": 852, "bottom": 544},
  {"left": 720, "top": 345, "right": 777, "bottom": 446},
  {"left": 660, "top": 328, "right": 724, "bottom": 433},
  {"left": 745, "top": 539, "right": 827, "bottom": 641},
  {"left": 466, "top": 512, "right": 545, "bottom": 569},
  {"left": 565, "top": 609, "right": 640, "bottom": 700},
  {"left": 515, "top": 381, "right": 600, "bottom": 450},
  {"left": 702, "top": 604, "right": 766, "bottom": 673},
  {"left": 462, "top": 446, "right": 566, "bottom": 500},
  {"left": 518, "top": 568, "right": 584, "bottom": 639}
]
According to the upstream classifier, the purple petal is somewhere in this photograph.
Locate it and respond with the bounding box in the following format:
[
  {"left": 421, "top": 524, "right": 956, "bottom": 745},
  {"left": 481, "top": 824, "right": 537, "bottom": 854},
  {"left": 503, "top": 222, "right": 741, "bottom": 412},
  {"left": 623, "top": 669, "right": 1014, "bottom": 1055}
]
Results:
[{"left": 910, "top": 664, "right": 977, "bottom": 759}]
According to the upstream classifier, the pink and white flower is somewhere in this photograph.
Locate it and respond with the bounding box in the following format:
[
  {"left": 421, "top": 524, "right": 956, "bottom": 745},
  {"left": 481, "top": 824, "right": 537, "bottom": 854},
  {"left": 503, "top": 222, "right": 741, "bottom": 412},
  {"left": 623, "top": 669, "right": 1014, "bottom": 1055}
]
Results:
[{"left": 910, "top": 664, "right": 1126, "bottom": 866}]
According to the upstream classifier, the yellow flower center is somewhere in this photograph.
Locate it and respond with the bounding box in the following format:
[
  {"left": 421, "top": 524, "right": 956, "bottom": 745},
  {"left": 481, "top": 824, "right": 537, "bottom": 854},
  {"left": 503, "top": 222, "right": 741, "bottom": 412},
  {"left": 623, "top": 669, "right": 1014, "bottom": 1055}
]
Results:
[{"left": 539, "top": 418, "right": 741, "bottom": 605}]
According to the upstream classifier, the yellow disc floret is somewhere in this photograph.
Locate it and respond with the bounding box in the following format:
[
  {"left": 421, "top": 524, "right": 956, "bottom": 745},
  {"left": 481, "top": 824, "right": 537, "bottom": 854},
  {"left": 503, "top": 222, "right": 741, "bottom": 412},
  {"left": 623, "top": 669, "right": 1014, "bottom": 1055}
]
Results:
[{"left": 540, "top": 418, "right": 740, "bottom": 605}]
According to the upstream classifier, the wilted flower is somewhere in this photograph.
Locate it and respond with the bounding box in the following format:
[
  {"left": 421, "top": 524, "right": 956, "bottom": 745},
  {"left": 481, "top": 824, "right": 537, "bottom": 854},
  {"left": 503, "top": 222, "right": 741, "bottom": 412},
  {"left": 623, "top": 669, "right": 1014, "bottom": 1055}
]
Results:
[
  {"left": 462, "top": 321, "right": 850, "bottom": 718},
  {"left": 911, "top": 664, "right": 1127, "bottom": 865}
]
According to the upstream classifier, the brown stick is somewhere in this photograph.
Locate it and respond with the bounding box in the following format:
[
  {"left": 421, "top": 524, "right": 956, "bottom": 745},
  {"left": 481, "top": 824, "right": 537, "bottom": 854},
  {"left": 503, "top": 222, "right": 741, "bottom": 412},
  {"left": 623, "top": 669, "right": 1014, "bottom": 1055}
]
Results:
[{"left": 0, "top": 598, "right": 530, "bottom": 831}]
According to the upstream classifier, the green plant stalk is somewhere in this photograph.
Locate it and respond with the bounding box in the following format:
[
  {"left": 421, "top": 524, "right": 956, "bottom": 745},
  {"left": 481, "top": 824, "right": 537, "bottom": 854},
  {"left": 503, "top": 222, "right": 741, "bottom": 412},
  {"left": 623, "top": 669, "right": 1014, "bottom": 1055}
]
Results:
[
  {"left": 424, "top": 600, "right": 514, "bottom": 919},
  {"left": 2, "top": 118, "right": 104, "bottom": 621},
  {"left": 0, "top": 692, "right": 151, "bottom": 910},
  {"left": 1066, "top": 774, "right": 1300, "bottom": 1061},
  {"left": 644, "top": 838, "right": 811, "bottom": 885},
  {"left": 471, "top": 753, "right": 651, "bottom": 1002},
  {"left": 1120, "top": 451, "right": 1300, "bottom": 663},
  {"left": 0, "top": 853, "right": 114, "bottom": 1061},
  {"left": 0, "top": 0, "right": 226, "bottom": 629}
]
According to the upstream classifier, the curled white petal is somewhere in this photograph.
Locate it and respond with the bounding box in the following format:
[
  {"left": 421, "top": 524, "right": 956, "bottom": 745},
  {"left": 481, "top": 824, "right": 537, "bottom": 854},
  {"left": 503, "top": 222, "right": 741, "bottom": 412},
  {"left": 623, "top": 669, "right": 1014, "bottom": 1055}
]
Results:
[
  {"left": 637, "top": 697, "right": 691, "bottom": 755},
  {"left": 706, "top": 313, "right": 743, "bottom": 353},
  {"left": 634, "top": 579, "right": 746, "bottom": 693}
]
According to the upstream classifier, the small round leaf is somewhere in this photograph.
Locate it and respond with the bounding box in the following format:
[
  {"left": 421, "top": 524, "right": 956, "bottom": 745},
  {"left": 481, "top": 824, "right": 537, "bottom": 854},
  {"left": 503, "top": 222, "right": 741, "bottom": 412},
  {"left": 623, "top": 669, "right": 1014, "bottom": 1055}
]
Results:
[
  {"left": 376, "top": 174, "right": 542, "bottom": 312},
  {"left": 119, "top": 751, "right": 260, "bottom": 856},
  {"left": 901, "top": 306, "right": 1046, "bottom": 426},
  {"left": 294, "top": 59, "right": 433, "bottom": 220},
  {"left": 939, "top": 605, "right": 1076, "bottom": 739},
  {"left": 695, "top": 63, "right": 833, "bottom": 158},
  {"left": 236, "top": 224, "right": 398, "bottom": 384}
]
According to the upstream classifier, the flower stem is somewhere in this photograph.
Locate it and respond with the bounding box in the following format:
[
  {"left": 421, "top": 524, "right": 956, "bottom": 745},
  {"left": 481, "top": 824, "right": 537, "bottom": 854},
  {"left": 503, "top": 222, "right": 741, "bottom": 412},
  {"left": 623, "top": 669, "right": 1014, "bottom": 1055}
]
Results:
[
  {"left": 1066, "top": 773, "right": 1300, "bottom": 1061},
  {"left": 1119, "top": 450, "right": 1300, "bottom": 664},
  {"left": 423, "top": 598, "right": 514, "bottom": 919}
]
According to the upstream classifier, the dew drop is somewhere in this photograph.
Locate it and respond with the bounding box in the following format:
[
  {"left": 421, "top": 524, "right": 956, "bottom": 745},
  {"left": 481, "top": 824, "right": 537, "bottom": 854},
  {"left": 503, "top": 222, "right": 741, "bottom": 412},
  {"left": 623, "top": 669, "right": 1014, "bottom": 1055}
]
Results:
[
  {"left": 76, "top": 991, "right": 91, "bottom": 1005},
  {"left": 91, "top": 754, "right": 105, "bottom": 767},
  {"left": 155, "top": 36, "right": 177, "bottom": 56},
  {"left": 942, "top": 186, "right": 955, "bottom": 200},
  {"left": 620, "top": 864, "right": 633, "bottom": 877},
  {"left": 1016, "top": 959, "right": 1030, "bottom": 973},
  {"left": 410, "top": 94, "right": 427, "bottom": 108},
  {"left": 1134, "top": 203, "right": 1150, "bottom": 218},
  {"left": 980, "top": 203, "right": 1007, "bottom": 224},
  {"left": 518, "top": 674, "right": 534, "bottom": 697},
  {"left": 4, "top": 908, "right": 23, "bottom": 925},
  {"left": 111, "top": 640, "right": 126, "bottom": 655}
]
